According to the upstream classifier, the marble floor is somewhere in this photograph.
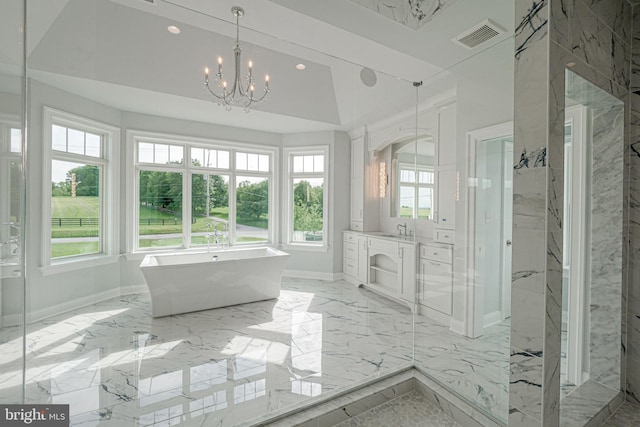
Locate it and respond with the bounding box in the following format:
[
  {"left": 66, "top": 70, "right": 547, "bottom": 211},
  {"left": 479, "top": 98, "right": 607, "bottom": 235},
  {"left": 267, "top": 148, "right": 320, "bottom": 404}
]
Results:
[
  {"left": 0, "top": 278, "right": 511, "bottom": 426},
  {"left": 414, "top": 315, "right": 510, "bottom": 423},
  {"left": 333, "top": 391, "right": 460, "bottom": 427}
]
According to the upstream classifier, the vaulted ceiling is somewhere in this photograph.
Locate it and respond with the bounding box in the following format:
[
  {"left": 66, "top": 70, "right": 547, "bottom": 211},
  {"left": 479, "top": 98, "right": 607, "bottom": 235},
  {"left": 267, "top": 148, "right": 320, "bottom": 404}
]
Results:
[{"left": 1, "top": 0, "right": 515, "bottom": 133}]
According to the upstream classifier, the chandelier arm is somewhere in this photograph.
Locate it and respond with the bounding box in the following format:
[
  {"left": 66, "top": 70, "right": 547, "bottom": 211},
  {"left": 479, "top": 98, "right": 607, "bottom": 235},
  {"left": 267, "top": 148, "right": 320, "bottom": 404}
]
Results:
[
  {"left": 204, "top": 82, "right": 226, "bottom": 101},
  {"left": 248, "top": 89, "right": 269, "bottom": 103}
]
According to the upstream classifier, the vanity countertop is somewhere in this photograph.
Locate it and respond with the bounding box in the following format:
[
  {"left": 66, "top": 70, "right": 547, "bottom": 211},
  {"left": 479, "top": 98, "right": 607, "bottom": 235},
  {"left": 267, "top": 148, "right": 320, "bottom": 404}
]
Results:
[{"left": 343, "top": 230, "right": 448, "bottom": 246}]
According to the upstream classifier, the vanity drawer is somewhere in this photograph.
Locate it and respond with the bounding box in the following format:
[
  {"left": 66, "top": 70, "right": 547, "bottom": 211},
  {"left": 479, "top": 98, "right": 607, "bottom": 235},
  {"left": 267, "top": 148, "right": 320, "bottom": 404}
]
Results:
[
  {"left": 344, "top": 258, "right": 357, "bottom": 277},
  {"left": 368, "top": 237, "right": 398, "bottom": 254},
  {"left": 434, "top": 230, "right": 454, "bottom": 244},
  {"left": 420, "top": 244, "right": 452, "bottom": 264},
  {"left": 343, "top": 233, "right": 357, "bottom": 244},
  {"left": 344, "top": 242, "right": 357, "bottom": 260}
]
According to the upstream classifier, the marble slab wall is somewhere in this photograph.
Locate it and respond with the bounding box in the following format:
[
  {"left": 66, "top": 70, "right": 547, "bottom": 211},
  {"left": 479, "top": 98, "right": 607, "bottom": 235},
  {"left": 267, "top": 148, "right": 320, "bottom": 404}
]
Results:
[
  {"left": 590, "top": 104, "right": 624, "bottom": 391},
  {"left": 511, "top": 0, "right": 632, "bottom": 426},
  {"left": 626, "top": 2, "right": 640, "bottom": 406},
  {"left": 348, "top": 0, "right": 457, "bottom": 30}
]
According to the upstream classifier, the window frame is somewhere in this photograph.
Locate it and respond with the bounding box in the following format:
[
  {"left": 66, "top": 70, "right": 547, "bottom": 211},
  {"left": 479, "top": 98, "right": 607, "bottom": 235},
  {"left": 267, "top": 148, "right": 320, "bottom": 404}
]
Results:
[
  {"left": 398, "top": 162, "right": 434, "bottom": 220},
  {"left": 283, "top": 146, "right": 329, "bottom": 249},
  {"left": 0, "top": 114, "right": 22, "bottom": 247},
  {"left": 127, "top": 130, "right": 278, "bottom": 253},
  {"left": 41, "top": 107, "right": 120, "bottom": 270}
]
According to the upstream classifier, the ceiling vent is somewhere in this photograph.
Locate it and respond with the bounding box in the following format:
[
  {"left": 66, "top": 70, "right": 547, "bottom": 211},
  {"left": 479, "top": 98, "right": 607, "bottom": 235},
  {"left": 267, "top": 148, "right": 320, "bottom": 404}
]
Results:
[{"left": 452, "top": 19, "right": 505, "bottom": 49}]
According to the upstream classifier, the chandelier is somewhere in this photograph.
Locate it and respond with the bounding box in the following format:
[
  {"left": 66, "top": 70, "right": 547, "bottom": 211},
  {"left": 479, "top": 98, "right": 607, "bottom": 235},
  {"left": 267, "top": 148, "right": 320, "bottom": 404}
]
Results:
[{"left": 204, "top": 6, "right": 270, "bottom": 111}]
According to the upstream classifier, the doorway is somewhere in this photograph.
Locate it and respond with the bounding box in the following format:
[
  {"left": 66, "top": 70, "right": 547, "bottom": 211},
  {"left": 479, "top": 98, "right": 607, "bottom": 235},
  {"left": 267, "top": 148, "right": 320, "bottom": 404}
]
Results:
[{"left": 467, "top": 122, "right": 513, "bottom": 337}]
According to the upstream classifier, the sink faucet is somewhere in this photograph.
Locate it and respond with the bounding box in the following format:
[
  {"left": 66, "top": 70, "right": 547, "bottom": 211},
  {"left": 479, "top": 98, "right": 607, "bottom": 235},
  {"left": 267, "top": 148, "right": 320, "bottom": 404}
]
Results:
[{"left": 397, "top": 222, "right": 407, "bottom": 236}]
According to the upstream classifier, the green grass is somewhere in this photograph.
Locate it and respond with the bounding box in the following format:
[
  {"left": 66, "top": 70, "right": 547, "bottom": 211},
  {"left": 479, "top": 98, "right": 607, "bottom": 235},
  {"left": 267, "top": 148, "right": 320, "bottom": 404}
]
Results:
[
  {"left": 51, "top": 242, "right": 99, "bottom": 258},
  {"left": 52, "top": 196, "right": 99, "bottom": 218},
  {"left": 400, "top": 207, "right": 432, "bottom": 219},
  {"left": 51, "top": 196, "right": 267, "bottom": 247}
]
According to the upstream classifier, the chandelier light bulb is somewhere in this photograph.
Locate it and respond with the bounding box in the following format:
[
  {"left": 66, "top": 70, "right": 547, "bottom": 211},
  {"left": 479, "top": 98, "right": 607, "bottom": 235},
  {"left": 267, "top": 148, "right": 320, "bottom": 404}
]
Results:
[{"left": 203, "top": 6, "right": 270, "bottom": 111}]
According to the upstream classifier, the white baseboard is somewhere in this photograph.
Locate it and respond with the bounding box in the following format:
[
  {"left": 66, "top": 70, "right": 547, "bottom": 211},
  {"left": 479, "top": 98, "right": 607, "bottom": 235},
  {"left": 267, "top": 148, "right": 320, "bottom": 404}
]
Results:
[
  {"left": 483, "top": 310, "right": 502, "bottom": 328},
  {"left": 418, "top": 303, "right": 452, "bottom": 327},
  {"left": 2, "top": 287, "right": 122, "bottom": 326},
  {"left": 449, "top": 318, "right": 465, "bottom": 335},
  {"left": 283, "top": 269, "right": 341, "bottom": 281},
  {"left": 120, "top": 283, "right": 149, "bottom": 296}
]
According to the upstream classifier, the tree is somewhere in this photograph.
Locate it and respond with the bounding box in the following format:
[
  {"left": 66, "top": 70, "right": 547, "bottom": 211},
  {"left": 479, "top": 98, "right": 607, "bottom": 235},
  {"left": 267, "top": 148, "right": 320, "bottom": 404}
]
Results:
[
  {"left": 236, "top": 180, "right": 268, "bottom": 221},
  {"left": 139, "top": 170, "right": 182, "bottom": 213},
  {"left": 191, "top": 174, "right": 229, "bottom": 218},
  {"left": 67, "top": 165, "right": 99, "bottom": 197},
  {"left": 293, "top": 180, "right": 323, "bottom": 233}
]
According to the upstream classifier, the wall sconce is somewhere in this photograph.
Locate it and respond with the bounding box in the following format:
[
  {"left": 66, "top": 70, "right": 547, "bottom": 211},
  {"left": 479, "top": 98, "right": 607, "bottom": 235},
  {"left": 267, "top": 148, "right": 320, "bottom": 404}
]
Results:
[{"left": 379, "top": 161, "right": 387, "bottom": 198}]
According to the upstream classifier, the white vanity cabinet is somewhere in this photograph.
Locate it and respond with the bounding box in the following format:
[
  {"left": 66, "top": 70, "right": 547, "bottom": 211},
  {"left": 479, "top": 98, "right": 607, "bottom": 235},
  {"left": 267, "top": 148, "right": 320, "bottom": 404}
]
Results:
[
  {"left": 433, "top": 104, "right": 456, "bottom": 236},
  {"left": 343, "top": 232, "right": 368, "bottom": 285},
  {"left": 366, "top": 237, "right": 416, "bottom": 308},
  {"left": 343, "top": 232, "right": 416, "bottom": 310},
  {"left": 350, "top": 133, "right": 379, "bottom": 232},
  {"left": 418, "top": 242, "right": 453, "bottom": 321}
]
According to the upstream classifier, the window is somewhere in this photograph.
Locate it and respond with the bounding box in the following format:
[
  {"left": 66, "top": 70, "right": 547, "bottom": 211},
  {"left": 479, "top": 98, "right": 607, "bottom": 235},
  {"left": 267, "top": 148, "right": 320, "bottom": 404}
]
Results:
[
  {"left": 399, "top": 165, "right": 434, "bottom": 220},
  {"left": 43, "top": 108, "right": 119, "bottom": 265},
  {"left": 129, "top": 131, "right": 276, "bottom": 251},
  {"left": 0, "top": 117, "right": 22, "bottom": 254},
  {"left": 285, "top": 147, "right": 328, "bottom": 246}
]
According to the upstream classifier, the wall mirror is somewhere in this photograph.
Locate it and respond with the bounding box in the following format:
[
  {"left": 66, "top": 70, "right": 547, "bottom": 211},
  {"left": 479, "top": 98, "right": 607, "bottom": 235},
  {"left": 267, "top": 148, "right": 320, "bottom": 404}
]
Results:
[{"left": 389, "top": 134, "right": 435, "bottom": 220}]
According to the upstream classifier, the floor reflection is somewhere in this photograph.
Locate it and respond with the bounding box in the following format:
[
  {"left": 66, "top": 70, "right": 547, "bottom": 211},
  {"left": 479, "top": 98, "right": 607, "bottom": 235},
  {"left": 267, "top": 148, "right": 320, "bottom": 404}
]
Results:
[
  {"left": 0, "top": 279, "right": 415, "bottom": 425},
  {"left": 0, "top": 278, "right": 511, "bottom": 425}
]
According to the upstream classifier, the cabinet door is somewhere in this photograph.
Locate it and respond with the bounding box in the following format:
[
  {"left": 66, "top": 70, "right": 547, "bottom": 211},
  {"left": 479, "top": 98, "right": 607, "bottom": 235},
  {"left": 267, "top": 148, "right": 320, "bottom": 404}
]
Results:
[
  {"left": 435, "top": 165, "right": 456, "bottom": 229},
  {"left": 356, "top": 235, "right": 368, "bottom": 284},
  {"left": 399, "top": 243, "right": 416, "bottom": 303},
  {"left": 420, "top": 259, "right": 452, "bottom": 315},
  {"left": 351, "top": 137, "right": 364, "bottom": 223},
  {"left": 351, "top": 177, "right": 364, "bottom": 223},
  {"left": 437, "top": 106, "right": 456, "bottom": 166}
]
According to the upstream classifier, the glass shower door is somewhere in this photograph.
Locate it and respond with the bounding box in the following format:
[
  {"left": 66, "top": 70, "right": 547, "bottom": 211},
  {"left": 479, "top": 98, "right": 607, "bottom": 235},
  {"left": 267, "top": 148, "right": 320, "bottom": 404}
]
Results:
[{"left": 0, "top": 0, "right": 26, "bottom": 405}]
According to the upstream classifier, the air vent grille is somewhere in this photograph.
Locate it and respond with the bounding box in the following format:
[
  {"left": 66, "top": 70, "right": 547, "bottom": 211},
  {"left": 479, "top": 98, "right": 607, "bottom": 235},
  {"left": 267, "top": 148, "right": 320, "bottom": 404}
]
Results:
[{"left": 453, "top": 19, "right": 505, "bottom": 49}]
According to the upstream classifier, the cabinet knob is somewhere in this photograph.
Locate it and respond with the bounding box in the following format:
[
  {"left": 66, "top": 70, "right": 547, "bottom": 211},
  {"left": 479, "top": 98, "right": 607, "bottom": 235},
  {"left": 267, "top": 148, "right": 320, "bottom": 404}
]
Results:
[{"left": 506, "top": 240, "right": 512, "bottom": 246}]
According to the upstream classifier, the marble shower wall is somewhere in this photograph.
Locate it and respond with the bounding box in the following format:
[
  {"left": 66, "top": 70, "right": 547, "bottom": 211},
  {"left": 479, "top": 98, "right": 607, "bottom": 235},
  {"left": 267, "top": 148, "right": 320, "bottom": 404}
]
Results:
[
  {"left": 627, "top": 1, "right": 640, "bottom": 406},
  {"left": 511, "top": 0, "right": 632, "bottom": 426},
  {"left": 590, "top": 103, "right": 624, "bottom": 391}
]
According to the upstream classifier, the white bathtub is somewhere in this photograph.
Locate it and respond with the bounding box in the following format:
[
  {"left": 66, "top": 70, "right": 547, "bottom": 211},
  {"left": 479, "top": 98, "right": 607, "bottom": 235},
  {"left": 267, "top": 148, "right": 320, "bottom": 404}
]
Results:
[{"left": 139, "top": 247, "right": 289, "bottom": 317}]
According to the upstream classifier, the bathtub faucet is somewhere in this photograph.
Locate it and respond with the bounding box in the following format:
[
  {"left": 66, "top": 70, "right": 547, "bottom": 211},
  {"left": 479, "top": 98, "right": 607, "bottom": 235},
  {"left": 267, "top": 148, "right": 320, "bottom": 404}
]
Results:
[{"left": 213, "top": 219, "right": 229, "bottom": 249}]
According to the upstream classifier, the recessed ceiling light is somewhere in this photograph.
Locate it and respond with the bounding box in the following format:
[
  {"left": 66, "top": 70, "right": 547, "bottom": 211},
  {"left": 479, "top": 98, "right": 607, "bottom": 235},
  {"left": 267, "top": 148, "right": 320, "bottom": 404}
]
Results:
[
  {"left": 296, "top": 63, "right": 306, "bottom": 70},
  {"left": 167, "top": 25, "right": 181, "bottom": 35}
]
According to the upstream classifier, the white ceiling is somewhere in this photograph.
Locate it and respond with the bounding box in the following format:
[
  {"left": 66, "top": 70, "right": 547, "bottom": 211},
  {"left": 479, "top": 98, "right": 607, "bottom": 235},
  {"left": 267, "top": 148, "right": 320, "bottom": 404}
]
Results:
[{"left": 1, "top": 0, "right": 515, "bottom": 134}]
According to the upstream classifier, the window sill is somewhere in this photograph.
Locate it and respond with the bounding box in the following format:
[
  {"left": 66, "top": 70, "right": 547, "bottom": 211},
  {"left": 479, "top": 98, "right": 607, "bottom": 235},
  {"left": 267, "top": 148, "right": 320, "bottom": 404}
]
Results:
[
  {"left": 40, "top": 254, "right": 120, "bottom": 276},
  {"left": 281, "top": 244, "right": 329, "bottom": 253}
]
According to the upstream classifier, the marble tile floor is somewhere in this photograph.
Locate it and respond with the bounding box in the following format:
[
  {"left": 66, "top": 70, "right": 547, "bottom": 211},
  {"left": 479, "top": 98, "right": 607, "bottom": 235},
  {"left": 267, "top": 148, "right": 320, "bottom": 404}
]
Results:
[
  {"left": 603, "top": 402, "right": 640, "bottom": 427},
  {"left": 333, "top": 391, "right": 460, "bottom": 427},
  {"left": 0, "top": 278, "right": 511, "bottom": 426}
]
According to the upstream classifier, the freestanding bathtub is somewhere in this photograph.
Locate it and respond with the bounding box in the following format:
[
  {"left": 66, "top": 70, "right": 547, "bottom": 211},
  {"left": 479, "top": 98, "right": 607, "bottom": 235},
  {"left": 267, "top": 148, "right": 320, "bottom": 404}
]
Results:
[{"left": 139, "top": 247, "right": 289, "bottom": 317}]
